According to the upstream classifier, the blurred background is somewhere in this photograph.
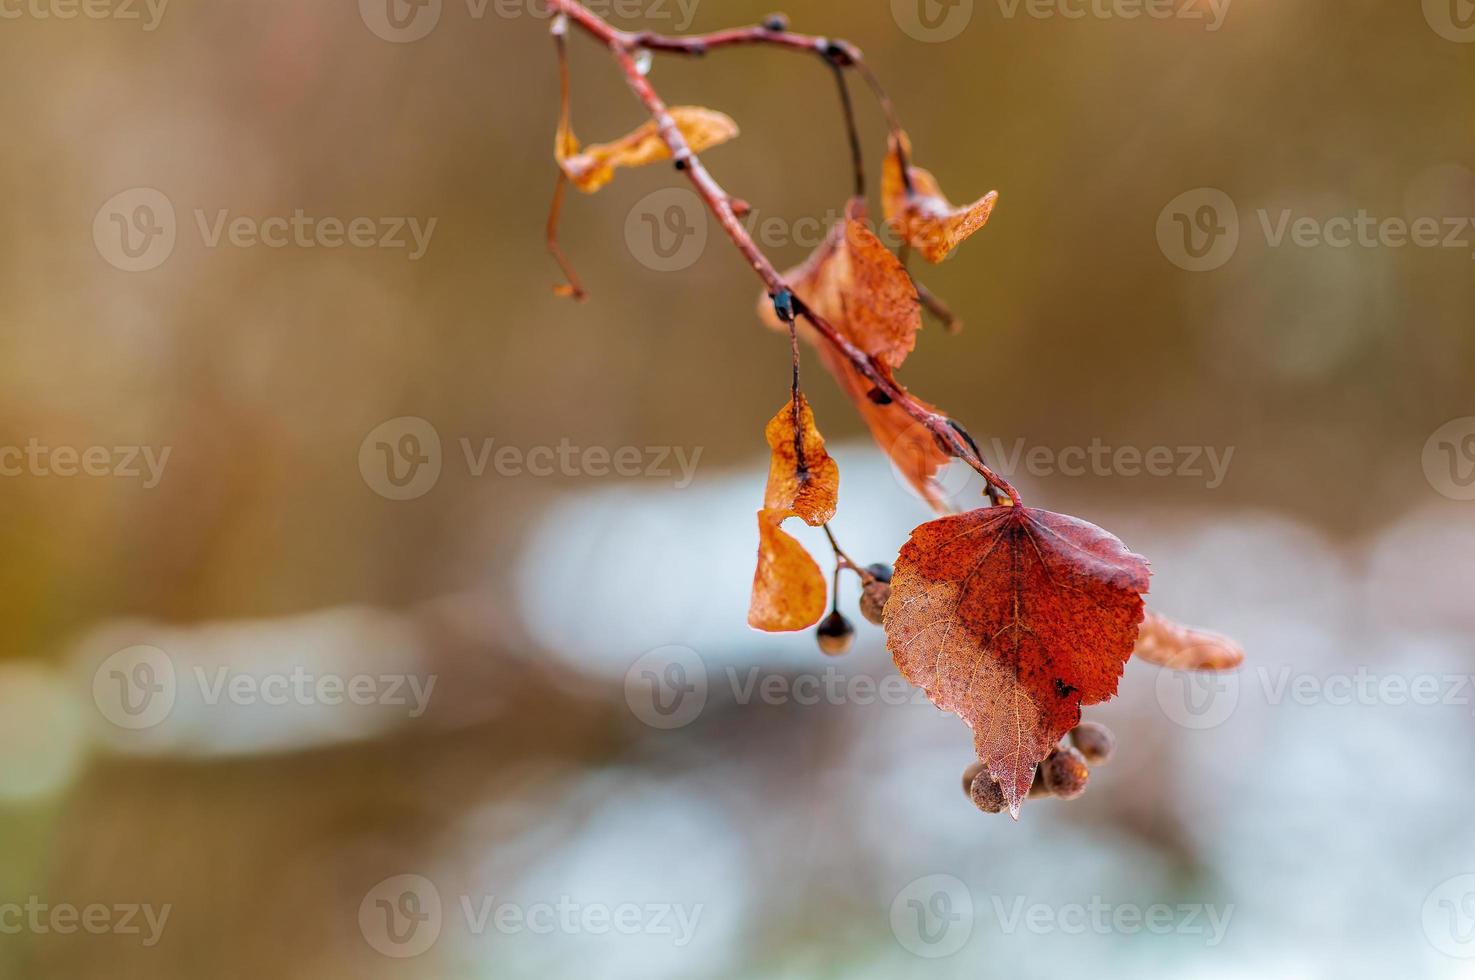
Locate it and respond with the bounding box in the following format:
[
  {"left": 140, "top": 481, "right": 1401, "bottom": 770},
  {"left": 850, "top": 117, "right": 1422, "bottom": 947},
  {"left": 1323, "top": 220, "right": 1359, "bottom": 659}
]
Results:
[{"left": 1, "top": 0, "right": 1474, "bottom": 976}]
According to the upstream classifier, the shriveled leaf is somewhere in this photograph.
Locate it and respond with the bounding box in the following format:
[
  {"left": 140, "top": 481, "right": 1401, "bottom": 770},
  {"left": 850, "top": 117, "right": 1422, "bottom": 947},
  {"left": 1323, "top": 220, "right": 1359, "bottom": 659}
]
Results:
[
  {"left": 755, "top": 202, "right": 948, "bottom": 508},
  {"left": 557, "top": 106, "right": 739, "bottom": 194},
  {"left": 885, "top": 506, "right": 1150, "bottom": 815},
  {"left": 1134, "top": 610, "right": 1244, "bottom": 671},
  {"left": 749, "top": 508, "right": 829, "bottom": 632},
  {"left": 882, "top": 131, "right": 998, "bottom": 263},
  {"left": 761, "top": 392, "right": 839, "bottom": 524},
  {"left": 748, "top": 394, "right": 839, "bottom": 632},
  {"left": 758, "top": 199, "right": 920, "bottom": 370}
]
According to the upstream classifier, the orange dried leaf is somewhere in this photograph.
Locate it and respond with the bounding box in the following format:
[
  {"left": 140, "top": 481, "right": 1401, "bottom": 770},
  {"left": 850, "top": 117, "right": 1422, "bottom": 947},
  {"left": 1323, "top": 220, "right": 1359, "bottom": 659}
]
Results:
[
  {"left": 557, "top": 106, "right": 739, "bottom": 194},
  {"left": 886, "top": 507, "right": 1150, "bottom": 816},
  {"left": 756, "top": 204, "right": 945, "bottom": 508},
  {"left": 748, "top": 395, "right": 839, "bottom": 632},
  {"left": 749, "top": 508, "right": 830, "bottom": 632},
  {"left": 761, "top": 392, "right": 839, "bottom": 524},
  {"left": 758, "top": 199, "right": 920, "bottom": 370},
  {"left": 1134, "top": 610, "right": 1244, "bottom": 672},
  {"left": 882, "top": 131, "right": 998, "bottom": 263}
]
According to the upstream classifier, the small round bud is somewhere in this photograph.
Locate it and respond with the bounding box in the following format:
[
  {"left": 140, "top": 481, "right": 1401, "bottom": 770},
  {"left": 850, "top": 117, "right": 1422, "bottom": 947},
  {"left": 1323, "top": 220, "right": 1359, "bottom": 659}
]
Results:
[
  {"left": 762, "top": 13, "right": 788, "bottom": 31},
  {"left": 815, "top": 610, "right": 854, "bottom": 656},
  {"left": 961, "top": 760, "right": 986, "bottom": 796},
  {"left": 1069, "top": 721, "right": 1115, "bottom": 765},
  {"left": 859, "top": 580, "right": 891, "bottom": 626},
  {"left": 1041, "top": 746, "right": 1090, "bottom": 800},
  {"left": 864, "top": 562, "right": 893, "bottom": 584},
  {"left": 968, "top": 771, "right": 1006, "bottom": 814}
]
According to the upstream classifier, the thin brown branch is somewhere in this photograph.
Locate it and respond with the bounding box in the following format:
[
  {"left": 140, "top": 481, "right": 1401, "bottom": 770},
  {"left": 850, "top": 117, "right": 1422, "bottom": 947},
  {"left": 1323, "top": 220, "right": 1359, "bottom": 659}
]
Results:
[{"left": 549, "top": 0, "right": 1021, "bottom": 507}]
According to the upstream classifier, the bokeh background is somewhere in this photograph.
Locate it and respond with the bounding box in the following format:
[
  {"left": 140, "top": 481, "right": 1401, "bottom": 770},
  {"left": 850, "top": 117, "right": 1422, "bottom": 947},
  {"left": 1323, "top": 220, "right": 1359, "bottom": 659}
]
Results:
[{"left": 1, "top": 0, "right": 1474, "bottom": 976}]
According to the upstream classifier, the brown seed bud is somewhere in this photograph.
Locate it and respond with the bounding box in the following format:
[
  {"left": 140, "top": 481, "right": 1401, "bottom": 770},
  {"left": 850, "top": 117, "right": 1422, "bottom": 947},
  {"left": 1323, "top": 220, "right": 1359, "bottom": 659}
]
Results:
[
  {"left": 1041, "top": 745, "right": 1090, "bottom": 800},
  {"left": 1069, "top": 721, "right": 1115, "bottom": 765},
  {"left": 859, "top": 580, "right": 891, "bottom": 626},
  {"left": 961, "top": 760, "right": 986, "bottom": 796},
  {"left": 966, "top": 767, "right": 1006, "bottom": 814},
  {"left": 815, "top": 610, "right": 855, "bottom": 656}
]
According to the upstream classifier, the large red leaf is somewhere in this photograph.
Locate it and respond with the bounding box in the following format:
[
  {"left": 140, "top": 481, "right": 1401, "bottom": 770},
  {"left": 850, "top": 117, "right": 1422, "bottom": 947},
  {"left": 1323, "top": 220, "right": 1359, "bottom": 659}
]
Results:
[{"left": 885, "top": 506, "right": 1150, "bottom": 815}]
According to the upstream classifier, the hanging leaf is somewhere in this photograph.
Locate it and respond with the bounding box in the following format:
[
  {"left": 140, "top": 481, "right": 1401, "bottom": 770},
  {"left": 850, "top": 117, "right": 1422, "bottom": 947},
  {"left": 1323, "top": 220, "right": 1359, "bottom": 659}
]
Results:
[
  {"left": 756, "top": 200, "right": 950, "bottom": 508},
  {"left": 748, "top": 394, "right": 840, "bottom": 632},
  {"left": 885, "top": 506, "right": 1150, "bottom": 815},
  {"left": 1134, "top": 610, "right": 1244, "bottom": 671},
  {"left": 882, "top": 131, "right": 999, "bottom": 263},
  {"left": 556, "top": 106, "right": 740, "bottom": 194}
]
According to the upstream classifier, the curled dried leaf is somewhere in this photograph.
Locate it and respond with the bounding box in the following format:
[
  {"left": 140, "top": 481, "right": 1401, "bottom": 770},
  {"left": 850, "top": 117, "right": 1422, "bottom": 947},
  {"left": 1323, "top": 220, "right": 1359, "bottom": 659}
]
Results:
[
  {"left": 883, "top": 131, "right": 998, "bottom": 263},
  {"left": 755, "top": 202, "right": 950, "bottom": 509},
  {"left": 557, "top": 106, "right": 740, "bottom": 194},
  {"left": 758, "top": 199, "right": 921, "bottom": 370},
  {"left": 885, "top": 506, "right": 1150, "bottom": 816},
  {"left": 762, "top": 392, "right": 839, "bottom": 524},
  {"left": 1133, "top": 610, "right": 1245, "bottom": 671},
  {"left": 748, "top": 394, "right": 840, "bottom": 632}
]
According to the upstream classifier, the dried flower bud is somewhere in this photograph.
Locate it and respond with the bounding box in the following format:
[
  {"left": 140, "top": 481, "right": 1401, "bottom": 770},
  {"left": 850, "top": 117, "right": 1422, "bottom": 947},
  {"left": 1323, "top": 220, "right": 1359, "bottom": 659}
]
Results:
[
  {"left": 1041, "top": 745, "right": 1090, "bottom": 800},
  {"left": 961, "top": 760, "right": 987, "bottom": 795},
  {"left": 859, "top": 580, "right": 891, "bottom": 626},
  {"left": 1069, "top": 721, "right": 1115, "bottom": 765},
  {"left": 815, "top": 610, "right": 855, "bottom": 656},
  {"left": 762, "top": 13, "right": 788, "bottom": 31},
  {"left": 865, "top": 562, "right": 893, "bottom": 584}
]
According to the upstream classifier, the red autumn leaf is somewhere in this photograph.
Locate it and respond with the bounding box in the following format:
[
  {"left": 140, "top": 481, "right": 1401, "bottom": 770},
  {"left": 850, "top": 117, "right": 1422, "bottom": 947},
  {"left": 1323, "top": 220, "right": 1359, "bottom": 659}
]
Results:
[
  {"left": 882, "top": 131, "right": 999, "bottom": 264},
  {"left": 1134, "top": 610, "right": 1244, "bottom": 671},
  {"left": 885, "top": 506, "right": 1150, "bottom": 815},
  {"left": 748, "top": 393, "right": 840, "bottom": 632}
]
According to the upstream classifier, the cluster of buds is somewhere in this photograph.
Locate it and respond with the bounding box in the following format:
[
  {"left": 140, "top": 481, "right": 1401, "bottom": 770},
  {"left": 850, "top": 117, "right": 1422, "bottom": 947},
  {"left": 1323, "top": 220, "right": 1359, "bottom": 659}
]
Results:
[{"left": 962, "top": 721, "right": 1116, "bottom": 814}]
